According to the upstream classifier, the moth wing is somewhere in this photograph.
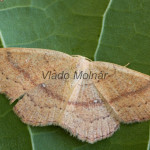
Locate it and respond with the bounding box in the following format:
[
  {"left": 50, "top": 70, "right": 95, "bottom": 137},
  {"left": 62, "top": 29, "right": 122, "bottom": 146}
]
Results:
[
  {"left": 60, "top": 78, "right": 119, "bottom": 143},
  {"left": 13, "top": 79, "right": 70, "bottom": 126},
  {"left": 91, "top": 61, "right": 150, "bottom": 123},
  {"left": 0, "top": 48, "right": 73, "bottom": 102},
  {"left": 14, "top": 64, "right": 119, "bottom": 143}
]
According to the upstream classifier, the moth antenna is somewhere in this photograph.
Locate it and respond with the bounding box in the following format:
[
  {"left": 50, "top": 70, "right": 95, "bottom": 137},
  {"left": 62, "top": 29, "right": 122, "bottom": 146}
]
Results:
[{"left": 124, "top": 63, "right": 130, "bottom": 67}]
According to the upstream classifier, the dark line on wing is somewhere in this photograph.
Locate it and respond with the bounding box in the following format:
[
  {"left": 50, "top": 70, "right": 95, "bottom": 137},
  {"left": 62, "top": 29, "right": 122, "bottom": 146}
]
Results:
[
  {"left": 6, "top": 51, "right": 36, "bottom": 86},
  {"left": 109, "top": 81, "right": 150, "bottom": 103}
]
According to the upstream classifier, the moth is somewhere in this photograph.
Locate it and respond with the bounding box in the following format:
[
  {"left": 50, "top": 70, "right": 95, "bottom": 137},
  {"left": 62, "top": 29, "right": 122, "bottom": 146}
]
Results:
[{"left": 0, "top": 48, "right": 150, "bottom": 143}]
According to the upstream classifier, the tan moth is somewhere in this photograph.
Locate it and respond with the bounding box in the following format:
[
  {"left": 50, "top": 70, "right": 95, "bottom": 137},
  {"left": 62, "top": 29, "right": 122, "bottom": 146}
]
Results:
[{"left": 0, "top": 48, "right": 149, "bottom": 143}]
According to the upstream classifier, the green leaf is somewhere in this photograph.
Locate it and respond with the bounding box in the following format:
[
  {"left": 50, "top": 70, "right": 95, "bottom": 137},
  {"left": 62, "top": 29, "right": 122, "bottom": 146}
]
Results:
[
  {"left": 95, "top": 0, "right": 150, "bottom": 149},
  {"left": 0, "top": 0, "right": 150, "bottom": 150},
  {"left": 0, "top": 94, "right": 32, "bottom": 150},
  {"left": 0, "top": 0, "right": 109, "bottom": 60}
]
